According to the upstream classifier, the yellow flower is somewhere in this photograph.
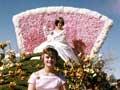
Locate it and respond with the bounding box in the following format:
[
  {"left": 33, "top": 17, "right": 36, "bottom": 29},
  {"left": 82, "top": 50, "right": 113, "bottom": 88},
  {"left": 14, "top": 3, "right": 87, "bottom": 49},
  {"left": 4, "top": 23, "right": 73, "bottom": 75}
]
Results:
[
  {"left": 0, "top": 72, "right": 3, "bottom": 79},
  {"left": 8, "top": 71, "right": 14, "bottom": 76},
  {"left": 89, "top": 69, "right": 94, "bottom": 74},
  {"left": 84, "top": 68, "right": 90, "bottom": 72},
  {"left": 20, "top": 76, "right": 25, "bottom": 80},
  {"left": 9, "top": 81, "right": 16, "bottom": 88},
  {"left": 64, "top": 70, "right": 68, "bottom": 76},
  {"left": 0, "top": 79, "right": 4, "bottom": 84},
  {"left": 15, "top": 69, "right": 22, "bottom": 74}
]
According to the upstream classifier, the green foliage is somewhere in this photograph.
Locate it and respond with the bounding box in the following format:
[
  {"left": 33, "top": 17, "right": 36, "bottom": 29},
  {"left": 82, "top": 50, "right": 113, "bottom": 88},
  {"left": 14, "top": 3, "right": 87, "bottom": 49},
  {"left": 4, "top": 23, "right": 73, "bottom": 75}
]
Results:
[
  {"left": 0, "top": 59, "right": 43, "bottom": 90},
  {"left": 0, "top": 55, "right": 112, "bottom": 90}
]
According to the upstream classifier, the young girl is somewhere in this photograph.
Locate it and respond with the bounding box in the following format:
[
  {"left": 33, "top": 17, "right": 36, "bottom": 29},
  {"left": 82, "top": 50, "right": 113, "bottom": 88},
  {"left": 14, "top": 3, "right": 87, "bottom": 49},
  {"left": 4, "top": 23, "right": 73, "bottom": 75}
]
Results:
[
  {"left": 28, "top": 47, "right": 67, "bottom": 90},
  {"left": 34, "top": 17, "right": 79, "bottom": 64}
]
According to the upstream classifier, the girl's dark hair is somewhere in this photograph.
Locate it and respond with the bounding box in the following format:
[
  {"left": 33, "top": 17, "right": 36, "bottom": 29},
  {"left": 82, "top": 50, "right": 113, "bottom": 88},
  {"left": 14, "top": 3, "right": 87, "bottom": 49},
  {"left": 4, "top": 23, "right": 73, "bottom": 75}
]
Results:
[
  {"left": 41, "top": 47, "right": 58, "bottom": 60},
  {"left": 55, "top": 17, "right": 64, "bottom": 26}
]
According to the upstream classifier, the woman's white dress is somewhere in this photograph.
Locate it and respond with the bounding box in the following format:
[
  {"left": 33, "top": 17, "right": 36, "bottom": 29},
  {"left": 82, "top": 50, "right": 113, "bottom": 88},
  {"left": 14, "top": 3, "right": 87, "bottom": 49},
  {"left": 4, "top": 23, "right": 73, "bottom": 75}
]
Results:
[{"left": 33, "top": 28, "right": 79, "bottom": 63}]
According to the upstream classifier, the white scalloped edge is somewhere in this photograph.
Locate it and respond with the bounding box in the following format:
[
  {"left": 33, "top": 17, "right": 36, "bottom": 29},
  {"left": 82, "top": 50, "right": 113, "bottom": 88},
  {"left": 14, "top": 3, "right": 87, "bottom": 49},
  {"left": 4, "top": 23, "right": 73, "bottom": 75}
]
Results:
[
  {"left": 13, "top": 16, "right": 24, "bottom": 51},
  {"left": 90, "top": 16, "right": 113, "bottom": 57},
  {"left": 12, "top": 6, "right": 113, "bottom": 55}
]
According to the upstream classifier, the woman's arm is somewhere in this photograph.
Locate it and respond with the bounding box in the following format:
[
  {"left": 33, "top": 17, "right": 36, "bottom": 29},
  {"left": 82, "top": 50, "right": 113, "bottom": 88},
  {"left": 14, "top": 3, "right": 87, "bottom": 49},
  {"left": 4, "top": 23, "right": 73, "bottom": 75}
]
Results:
[
  {"left": 28, "top": 73, "right": 36, "bottom": 90},
  {"left": 43, "top": 26, "right": 51, "bottom": 38}
]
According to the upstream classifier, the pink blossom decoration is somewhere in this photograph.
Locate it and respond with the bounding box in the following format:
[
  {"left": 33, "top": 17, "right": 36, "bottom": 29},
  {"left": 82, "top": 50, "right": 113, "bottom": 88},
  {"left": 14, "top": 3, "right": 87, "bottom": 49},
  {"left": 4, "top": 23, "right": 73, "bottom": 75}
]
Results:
[{"left": 13, "top": 7, "right": 113, "bottom": 56}]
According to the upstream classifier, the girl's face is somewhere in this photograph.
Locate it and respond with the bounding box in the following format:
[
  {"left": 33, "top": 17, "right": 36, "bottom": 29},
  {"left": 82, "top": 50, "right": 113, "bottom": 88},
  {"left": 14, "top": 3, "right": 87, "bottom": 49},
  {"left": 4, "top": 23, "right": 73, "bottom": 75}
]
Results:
[
  {"left": 57, "top": 22, "right": 63, "bottom": 29},
  {"left": 43, "top": 54, "right": 56, "bottom": 68}
]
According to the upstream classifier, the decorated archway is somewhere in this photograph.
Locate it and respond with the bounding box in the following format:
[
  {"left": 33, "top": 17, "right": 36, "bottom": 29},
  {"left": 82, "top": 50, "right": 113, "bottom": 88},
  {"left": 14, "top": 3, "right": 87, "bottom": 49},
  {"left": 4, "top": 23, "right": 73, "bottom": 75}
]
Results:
[{"left": 13, "top": 6, "right": 113, "bottom": 57}]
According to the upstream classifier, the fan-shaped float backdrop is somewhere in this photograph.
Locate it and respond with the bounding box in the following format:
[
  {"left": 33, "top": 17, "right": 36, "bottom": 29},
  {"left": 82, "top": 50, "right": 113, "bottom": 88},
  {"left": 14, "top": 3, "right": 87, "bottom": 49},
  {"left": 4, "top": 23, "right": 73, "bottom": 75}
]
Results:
[{"left": 13, "top": 6, "right": 113, "bottom": 56}]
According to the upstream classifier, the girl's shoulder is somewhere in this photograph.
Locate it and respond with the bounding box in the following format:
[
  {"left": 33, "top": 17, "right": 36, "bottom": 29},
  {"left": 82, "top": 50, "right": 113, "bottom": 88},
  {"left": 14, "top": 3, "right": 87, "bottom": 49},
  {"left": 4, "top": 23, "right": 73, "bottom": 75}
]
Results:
[
  {"left": 33, "top": 69, "right": 44, "bottom": 78},
  {"left": 56, "top": 73, "right": 66, "bottom": 86},
  {"left": 28, "top": 70, "right": 43, "bottom": 83},
  {"left": 35, "top": 69, "right": 44, "bottom": 74}
]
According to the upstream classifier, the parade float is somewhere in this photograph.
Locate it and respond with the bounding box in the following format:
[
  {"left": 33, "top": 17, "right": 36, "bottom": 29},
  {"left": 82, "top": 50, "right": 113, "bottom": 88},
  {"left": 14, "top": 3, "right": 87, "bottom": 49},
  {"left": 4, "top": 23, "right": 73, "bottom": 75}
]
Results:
[{"left": 0, "top": 6, "right": 114, "bottom": 89}]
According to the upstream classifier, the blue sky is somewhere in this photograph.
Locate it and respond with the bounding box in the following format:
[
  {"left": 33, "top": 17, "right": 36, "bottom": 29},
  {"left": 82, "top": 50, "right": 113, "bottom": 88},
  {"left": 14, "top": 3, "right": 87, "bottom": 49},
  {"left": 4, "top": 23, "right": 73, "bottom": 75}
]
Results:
[{"left": 0, "top": 0, "right": 120, "bottom": 79}]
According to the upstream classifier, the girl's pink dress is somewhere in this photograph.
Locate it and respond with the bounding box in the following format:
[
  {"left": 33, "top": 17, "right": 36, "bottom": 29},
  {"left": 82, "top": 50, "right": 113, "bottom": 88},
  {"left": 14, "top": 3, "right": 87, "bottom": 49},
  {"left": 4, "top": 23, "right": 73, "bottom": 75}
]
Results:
[{"left": 28, "top": 69, "right": 66, "bottom": 90}]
